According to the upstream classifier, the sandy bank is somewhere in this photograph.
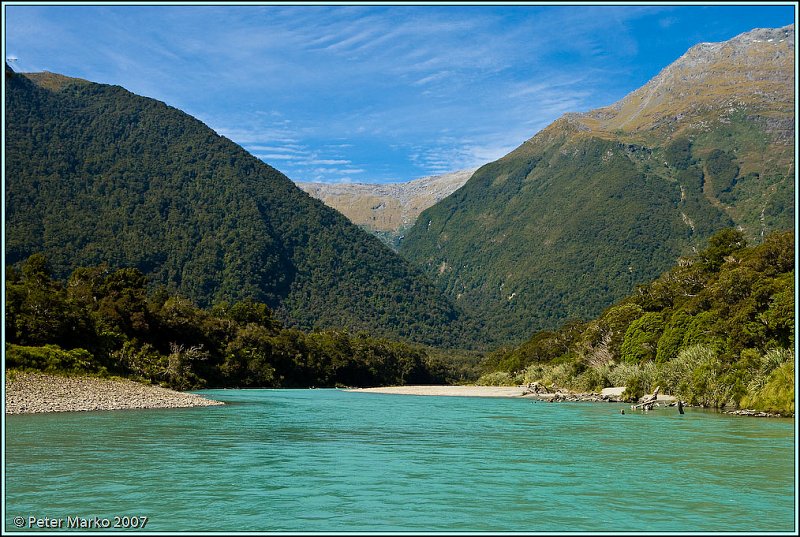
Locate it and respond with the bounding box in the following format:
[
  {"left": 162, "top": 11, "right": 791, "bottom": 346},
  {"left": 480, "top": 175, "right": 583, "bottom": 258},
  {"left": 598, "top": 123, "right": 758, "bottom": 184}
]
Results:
[
  {"left": 5, "top": 371, "right": 225, "bottom": 414},
  {"left": 349, "top": 385, "right": 530, "bottom": 398},
  {"left": 349, "top": 385, "right": 678, "bottom": 404}
]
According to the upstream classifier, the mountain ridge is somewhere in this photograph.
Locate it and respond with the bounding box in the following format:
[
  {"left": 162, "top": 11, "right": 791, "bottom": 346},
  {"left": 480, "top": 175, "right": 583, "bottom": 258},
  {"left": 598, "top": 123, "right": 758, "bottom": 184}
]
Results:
[
  {"left": 399, "top": 25, "right": 795, "bottom": 344},
  {"left": 567, "top": 25, "right": 793, "bottom": 138}
]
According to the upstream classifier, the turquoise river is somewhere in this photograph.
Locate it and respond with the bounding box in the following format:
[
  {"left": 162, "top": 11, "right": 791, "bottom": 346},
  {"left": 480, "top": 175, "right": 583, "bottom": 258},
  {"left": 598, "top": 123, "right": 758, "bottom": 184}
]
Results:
[{"left": 4, "top": 389, "right": 797, "bottom": 533}]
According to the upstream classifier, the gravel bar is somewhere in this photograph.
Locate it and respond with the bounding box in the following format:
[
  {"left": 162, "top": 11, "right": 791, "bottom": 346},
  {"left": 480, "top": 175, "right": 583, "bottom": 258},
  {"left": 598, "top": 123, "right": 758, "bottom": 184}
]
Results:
[{"left": 5, "top": 371, "right": 224, "bottom": 414}]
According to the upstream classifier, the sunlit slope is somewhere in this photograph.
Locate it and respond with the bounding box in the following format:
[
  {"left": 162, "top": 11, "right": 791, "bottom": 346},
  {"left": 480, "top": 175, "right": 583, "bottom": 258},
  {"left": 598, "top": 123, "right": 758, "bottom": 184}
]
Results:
[{"left": 400, "top": 25, "right": 794, "bottom": 344}]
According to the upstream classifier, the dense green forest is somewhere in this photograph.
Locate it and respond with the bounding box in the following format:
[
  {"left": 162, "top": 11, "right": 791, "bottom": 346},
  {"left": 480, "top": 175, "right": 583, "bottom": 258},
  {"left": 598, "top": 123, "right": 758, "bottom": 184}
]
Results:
[
  {"left": 477, "top": 229, "right": 794, "bottom": 416},
  {"left": 401, "top": 122, "right": 793, "bottom": 345},
  {"left": 5, "top": 254, "right": 482, "bottom": 389},
  {"left": 4, "top": 65, "right": 482, "bottom": 348}
]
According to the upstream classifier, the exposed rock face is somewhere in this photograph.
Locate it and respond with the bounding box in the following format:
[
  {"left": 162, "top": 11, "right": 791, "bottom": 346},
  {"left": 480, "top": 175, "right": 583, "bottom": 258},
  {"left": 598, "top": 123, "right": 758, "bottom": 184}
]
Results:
[
  {"left": 568, "top": 25, "right": 794, "bottom": 142},
  {"left": 297, "top": 168, "right": 476, "bottom": 248}
]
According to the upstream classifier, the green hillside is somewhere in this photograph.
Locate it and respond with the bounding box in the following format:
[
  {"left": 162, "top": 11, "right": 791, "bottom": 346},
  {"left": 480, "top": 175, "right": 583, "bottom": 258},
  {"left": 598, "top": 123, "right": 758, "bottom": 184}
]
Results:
[
  {"left": 479, "top": 228, "right": 794, "bottom": 415},
  {"left": 400, "top": 26, "right": 794, "bottom": 344},
  {"left": 4, "top": 66, "right": 477, "bottom": 348}
]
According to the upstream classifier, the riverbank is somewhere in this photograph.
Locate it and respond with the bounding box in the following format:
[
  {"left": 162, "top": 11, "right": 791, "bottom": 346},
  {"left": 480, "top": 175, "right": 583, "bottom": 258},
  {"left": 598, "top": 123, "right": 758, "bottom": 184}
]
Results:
[
  {"left": 350, "top": 385, "right": 794, "bottom": 417},
  {"left": 5, "top": 371, "right": 225, "bottom": 414},
  {"left": 348, "top": 384, "right": 669, "bottom": 403},
  {"left": 350, "top": 385, "right": 530, "bottom": 397}
]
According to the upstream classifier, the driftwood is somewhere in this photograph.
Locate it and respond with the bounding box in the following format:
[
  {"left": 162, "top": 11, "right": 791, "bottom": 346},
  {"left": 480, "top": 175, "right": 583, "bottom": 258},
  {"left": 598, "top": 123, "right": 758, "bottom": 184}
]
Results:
[
  {"left": 631, "top": 386, "right": 660, "bottom": 410},
  {"left": 522, "top": 382, "right": 551, "bottom": 395}
]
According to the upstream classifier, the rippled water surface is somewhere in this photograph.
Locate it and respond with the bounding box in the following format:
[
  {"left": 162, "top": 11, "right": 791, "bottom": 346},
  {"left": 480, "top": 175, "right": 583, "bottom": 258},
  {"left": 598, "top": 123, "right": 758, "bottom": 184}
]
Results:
[{"left": 5, "top": 389, "right": 796, "bottom": 532}]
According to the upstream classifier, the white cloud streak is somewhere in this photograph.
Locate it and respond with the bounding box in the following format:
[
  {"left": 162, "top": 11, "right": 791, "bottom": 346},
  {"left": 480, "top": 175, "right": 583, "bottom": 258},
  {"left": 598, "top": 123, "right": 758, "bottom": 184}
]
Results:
[{"left": 5, "top": 4, "right": 790, "bottom": 182}]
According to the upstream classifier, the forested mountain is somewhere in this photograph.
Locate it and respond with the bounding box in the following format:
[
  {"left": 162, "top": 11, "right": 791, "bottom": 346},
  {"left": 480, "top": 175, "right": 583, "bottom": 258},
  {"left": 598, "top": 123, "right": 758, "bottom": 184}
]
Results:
[
  {"left": 400, "top": 25, "right": 795, "bottom": 344},
  {"left": 297, "top": 168, "right": 475, "bottom": 250},
  {"left": 4, "top": 65, "right": 479, "bottom": 348}
]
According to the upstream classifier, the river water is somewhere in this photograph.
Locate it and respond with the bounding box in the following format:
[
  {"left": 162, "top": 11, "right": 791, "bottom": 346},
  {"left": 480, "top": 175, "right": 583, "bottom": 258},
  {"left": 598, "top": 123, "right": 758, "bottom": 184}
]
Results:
[{"left": 4, "top": 389, "right": 796, "bottom": 532}]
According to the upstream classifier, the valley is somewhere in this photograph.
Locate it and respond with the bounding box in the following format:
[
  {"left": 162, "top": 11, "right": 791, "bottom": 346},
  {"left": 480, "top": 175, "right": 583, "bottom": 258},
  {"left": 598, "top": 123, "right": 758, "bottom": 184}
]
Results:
[
  {"left": 3, "top": 23, "right": 795, "bottom": 415},
  {"left": 3, "top": 7, "right": 796, "bottom": 535},
  {"left": 297, "top": 168, "right": 476, "bottom": 249}
]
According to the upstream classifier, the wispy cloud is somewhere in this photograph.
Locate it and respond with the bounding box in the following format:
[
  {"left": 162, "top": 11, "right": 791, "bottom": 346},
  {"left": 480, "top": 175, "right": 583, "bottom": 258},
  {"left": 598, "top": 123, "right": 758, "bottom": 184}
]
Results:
[
  {"left": 5, "top": 4, "right": 794, "bottom": 183},
  {"left": 247, "top": 145, "right": 305, "bottom": 153},
  {"left": 406, "top": 133, "right": 525, "bottom": 177},
  {"left": 311, "top": 159, "right": 351, "bottom": 165},
  {"left": 254, "top": 153, "right": 304, "bottom": 161}
]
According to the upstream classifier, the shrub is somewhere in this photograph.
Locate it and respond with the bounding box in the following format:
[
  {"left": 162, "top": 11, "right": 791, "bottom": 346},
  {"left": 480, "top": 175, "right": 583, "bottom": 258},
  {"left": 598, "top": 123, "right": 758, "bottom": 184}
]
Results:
[
  {"left": 740, "top": 359, "right": 794, "bottom": 415},
  {"left": 617, "top": 362, "right": 656, "bottom": 401},
  {"left": 572, "top": 367, "right": 609, "bottom": 392},
  {"left": 111, "top": 340, "right": 168, "bottom": 383},
  {"left": 476, "top": 371, "right": 519, "bottom": 386},
  {"left": 6, "top": 343, "right": 103, "bottom": 374},
  {"left": 673, "top": 344, "right": 728, "bottom": 407},
  {"left": 655, "top": 347, "right": 695, "bottom": 395}
]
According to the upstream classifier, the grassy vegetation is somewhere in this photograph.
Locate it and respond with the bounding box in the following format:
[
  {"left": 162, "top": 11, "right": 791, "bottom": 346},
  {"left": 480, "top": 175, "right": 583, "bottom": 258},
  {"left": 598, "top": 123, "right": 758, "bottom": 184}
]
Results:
[
  {"left": 402, "top": 132, "right": 740, "bottom": 344},
  {"left": 402, "top": 112, "right": 792, "bottom": 347}
]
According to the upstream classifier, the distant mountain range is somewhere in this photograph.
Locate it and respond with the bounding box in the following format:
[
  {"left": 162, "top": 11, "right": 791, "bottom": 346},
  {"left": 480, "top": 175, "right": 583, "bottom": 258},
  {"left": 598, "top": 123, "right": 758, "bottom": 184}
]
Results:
[
  {"left": 4, "top": 64, "right": 479, "bottom": 348},
  {"left": 399, "top": 25, "right": 795, "bottom": 344},
  {"left": 297, "top": 168, "right": 475, "bottom": 249}
]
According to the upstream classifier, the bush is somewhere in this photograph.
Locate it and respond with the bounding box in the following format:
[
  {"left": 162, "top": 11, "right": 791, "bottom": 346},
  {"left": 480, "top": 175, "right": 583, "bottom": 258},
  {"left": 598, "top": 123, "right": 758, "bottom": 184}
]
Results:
[
  {"left": 112, "top": 340, "right": 167, "bottom": 383},
  {"left": 740, "top": 359, "right": 794, "bottom": 415},
  {"left": 476, "top": 371, "right": 519, "bottom": 386},
  {"left": 572, "top": 367, "right": 609, "bottom": 392},
  {"left": 519, "top": 362, "right": 582, "bottom": 391},
  {"left": 674, "top": 344, "right": 729, "bottom": 407},
  {"left": 621, "top": 374, "right": 646, "bottom": 402},
  {"left": 620, "top": 312, "right": 664, "bottom": 363},
  {"left": 6, "top": 343, "right": 103, "bottom": 374},
  {"left": 655, "top": 345, "right": 699, "bottom": 395},
  {"left": 616, "top": 362, "right": 656, "bottom": 401}
]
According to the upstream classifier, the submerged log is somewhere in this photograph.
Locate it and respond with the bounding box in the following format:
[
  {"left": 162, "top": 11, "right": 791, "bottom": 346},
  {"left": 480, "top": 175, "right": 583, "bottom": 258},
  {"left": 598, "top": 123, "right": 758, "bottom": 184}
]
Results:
[{"left": 631, "top": 386, "right": 660, "bottom": 410}]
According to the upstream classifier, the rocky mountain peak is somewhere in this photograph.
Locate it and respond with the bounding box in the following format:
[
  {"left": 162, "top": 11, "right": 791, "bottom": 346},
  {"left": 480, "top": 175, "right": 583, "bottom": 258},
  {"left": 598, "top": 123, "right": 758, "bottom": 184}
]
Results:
[
  {"left": 297, "top": 168, "right": 476, "bottom": 248},
  {"left": 562, "top": 25, "right": 794, "bottom": 138}
]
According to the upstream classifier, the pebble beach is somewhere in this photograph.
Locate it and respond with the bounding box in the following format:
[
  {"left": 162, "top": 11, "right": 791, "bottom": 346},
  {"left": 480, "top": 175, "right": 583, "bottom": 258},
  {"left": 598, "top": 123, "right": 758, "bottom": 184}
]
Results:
[{"left": 5, "top": 371, "right": 225, "bottom": 414}]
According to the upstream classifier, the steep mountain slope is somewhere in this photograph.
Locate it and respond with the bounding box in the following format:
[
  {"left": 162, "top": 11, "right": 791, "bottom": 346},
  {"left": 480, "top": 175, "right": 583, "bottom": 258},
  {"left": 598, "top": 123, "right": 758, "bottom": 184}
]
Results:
[
  {"left": 297, "top": 169, "right": 475, "bottom": 249},
  {"left": 400, "top": 25, "right": 795, "bottom": 344},
  {"left": 4, "top": 65, "right": 476, "bottom": 348}
]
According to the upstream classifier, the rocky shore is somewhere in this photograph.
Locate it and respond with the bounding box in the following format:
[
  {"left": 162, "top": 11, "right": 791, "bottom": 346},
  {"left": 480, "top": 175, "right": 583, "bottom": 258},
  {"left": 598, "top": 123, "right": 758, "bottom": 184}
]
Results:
[
  {"left": 350, "top": 385, "right": 529, "bottom": 397},
  {"left": 5, "top": 371, "right": 225, "bottom": 414},
  {"left": 723, "top": 409, "right": 789, "bottom": 418},
  {"left": 352, "top": 384, "right": 788, "bottom": 417},
  {"left": 349, "top": 384, "right": 630, "bottom": 401}
]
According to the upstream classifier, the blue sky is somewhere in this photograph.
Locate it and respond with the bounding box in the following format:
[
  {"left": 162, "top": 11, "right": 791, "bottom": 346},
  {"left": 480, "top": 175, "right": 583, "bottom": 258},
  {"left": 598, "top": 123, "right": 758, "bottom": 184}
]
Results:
[{"left": 3, "top": 3, "right": 796, "bottom": 184}]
